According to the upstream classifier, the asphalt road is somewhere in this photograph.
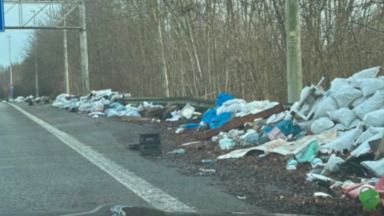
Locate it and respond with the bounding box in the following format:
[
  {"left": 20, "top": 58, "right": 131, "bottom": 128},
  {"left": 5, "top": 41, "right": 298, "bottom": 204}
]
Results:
[{"left": 0, "top": 102, "right": 269, "bottom": 215}]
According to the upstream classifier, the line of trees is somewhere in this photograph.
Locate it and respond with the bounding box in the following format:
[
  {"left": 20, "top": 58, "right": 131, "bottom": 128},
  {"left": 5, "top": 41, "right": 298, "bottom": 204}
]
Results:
[{"left": 1, "top": 0, "right": 383, "bottom": 102}]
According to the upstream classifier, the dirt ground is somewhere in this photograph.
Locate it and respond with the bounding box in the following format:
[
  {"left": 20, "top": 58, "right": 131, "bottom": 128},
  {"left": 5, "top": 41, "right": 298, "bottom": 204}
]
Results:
[{"left": 130, "top": 121, "right": 384, "bottom": 216}]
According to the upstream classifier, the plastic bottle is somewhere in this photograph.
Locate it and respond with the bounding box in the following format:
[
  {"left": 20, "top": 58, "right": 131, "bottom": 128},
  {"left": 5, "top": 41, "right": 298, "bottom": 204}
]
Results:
[
  {"left": 219, "top": 138, "right": 235, "bottom": 150},
  {"left": 202, "top": 159, "right": 216, "bottom": 163}
]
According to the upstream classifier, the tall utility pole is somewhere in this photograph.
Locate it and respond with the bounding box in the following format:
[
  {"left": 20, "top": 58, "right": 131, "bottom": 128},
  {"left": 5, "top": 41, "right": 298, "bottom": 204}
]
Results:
[
  {"left": 7, "top": 35, "right": 13, "bottom": 100},
  {"left": 63, "top": 4, "right": 70, "bottom": 94},
  {"left": 285, "top": 0, "right": 302, "bottom": 103},
  {"left": 31, "top": 10, "right": 39, "bottom": 98},
  {"left": 79, "top": 0, "right": 90, "bottom": 95}
]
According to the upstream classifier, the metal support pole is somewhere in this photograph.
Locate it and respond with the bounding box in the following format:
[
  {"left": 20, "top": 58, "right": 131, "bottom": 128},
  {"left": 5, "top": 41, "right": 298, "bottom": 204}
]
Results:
[
  {"left": 63, "top": 5, "right": 70, "bottom": 94},
  {"left": 32, "top": 10, "right": 39, "bottom": 97},
  {"left": 79, "top": 0, "right": 90, "bottom": 95},
  {"left": 7, "top": 36, "right": 13, "bottom": 100},
  {"left": 285, "top": 0, "right": 302, "bottom": 103},
  {"left": 18, "top": 2, "right": 22, "bottom": 25}
]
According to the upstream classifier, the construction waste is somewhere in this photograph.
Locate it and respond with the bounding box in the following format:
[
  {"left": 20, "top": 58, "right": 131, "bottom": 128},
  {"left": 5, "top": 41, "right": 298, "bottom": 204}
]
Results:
[{"left": 15, "top": 66, "right": 384, "bottom": 210}]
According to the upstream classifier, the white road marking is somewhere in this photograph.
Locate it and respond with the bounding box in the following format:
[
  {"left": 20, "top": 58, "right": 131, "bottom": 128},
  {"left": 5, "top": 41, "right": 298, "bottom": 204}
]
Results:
[{"left": 9, "top": 103, "right": 195, "bottom": 213}]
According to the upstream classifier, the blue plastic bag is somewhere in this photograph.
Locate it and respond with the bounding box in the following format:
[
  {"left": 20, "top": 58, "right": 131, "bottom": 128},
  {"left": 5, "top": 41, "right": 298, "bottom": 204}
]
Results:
[
  {"left": 201, "top": 109, "right": 217, "bottom": 123},
  {"left": 275, "top": 120, "right": 302, "bottom": 136},
  {"left": 209, "top": 112, "right": 232, "bottom": 129},
  {"left": 215, "top": 93, "right": 234, "bottom": 108}
]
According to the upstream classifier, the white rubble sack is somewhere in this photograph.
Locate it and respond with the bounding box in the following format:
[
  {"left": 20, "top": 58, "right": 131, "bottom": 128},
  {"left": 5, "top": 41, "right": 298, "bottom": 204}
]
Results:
[
  {"left": 349, "top": 96, "right": 368, "bottom": 108},
  {"left": 355, "top": 127, "right": 384, "bottom": 146},
  {"left": 358, "top": 78, "right": 384, "bottom": 97},
  {"left": 296, "top": 119, "right": 315, "bottom": 131},
  {"left": 351, "top": 131, "right": 384, "bottom": 157},
  {"left": 350, "top": 142, "right": 371, "bottom": 157},
  {"left": 327, "top": 108, "right": 357, "bottom": 127},
  {"left": 347, "top": 118, "right": 362, "bottom": 129},
  {"left": 311, "top": 117, "right": 335, "bottom": 135},
  {"left": 312, "top": 96, "right": 339, "bottom": 120},
  {"left": 353, "top": 90, "right": 384, "bottom": 120},
  {"left": 320, "top": 127, "right": 362, "bottom": 153},
  {"left": 364, "top": 109, "right": 384, "bottom": 127},
  {"left": 331, "top": 84, "right": 362, "bottom": 108},
  {"left": 361, "top": 157, "right": 384, "bottom": 177},
  {"left": 350, "top": 66, "right": 380, "bottom": 80}
]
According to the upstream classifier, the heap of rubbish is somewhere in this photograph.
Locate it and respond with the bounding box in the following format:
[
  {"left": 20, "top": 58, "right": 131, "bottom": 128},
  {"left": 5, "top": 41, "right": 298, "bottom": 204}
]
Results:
[
  {"left": 13, "top": 95, "right": 51, "bottom": 105},
  {"left": 210, "top": 66, "right": 384, "bottom": 210},
  {"left": 27, "top": 66, "right": 384, "bottom": 211}
]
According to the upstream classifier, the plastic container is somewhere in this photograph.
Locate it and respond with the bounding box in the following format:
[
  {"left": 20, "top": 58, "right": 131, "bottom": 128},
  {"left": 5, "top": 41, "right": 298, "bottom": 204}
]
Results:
[
  {"left": 359, "top": 186, "right": 380, "bottom": 210},
  {"left": 286, "top": 159, "right": 298, "bottom": 170}
]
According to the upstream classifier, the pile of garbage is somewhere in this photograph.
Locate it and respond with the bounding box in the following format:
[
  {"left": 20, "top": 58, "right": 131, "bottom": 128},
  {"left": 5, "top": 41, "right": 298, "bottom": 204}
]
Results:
[
  {"left": 51, "top": 89, "right": 135, "bottom": 117},
  {"left": 173, "top": 93, "right": 279, "bottom": 134},
  {"left": 212, "top": 66, "right": 384, "bottom": 210},
  {"left": 13, "top": 95, "right": 50, "bottom": 105},
  {"left": 47, "top": 67, "right": 384, "bottom": 210},
  {"left": 50, "top": 89, "right": 279, "bottom": 131}
]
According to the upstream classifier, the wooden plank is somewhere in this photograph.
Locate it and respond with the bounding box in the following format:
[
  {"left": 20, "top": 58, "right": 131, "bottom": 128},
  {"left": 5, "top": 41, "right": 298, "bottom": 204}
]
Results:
[{"left": 195, "top": 103, "right": 285, "bottom": 141}]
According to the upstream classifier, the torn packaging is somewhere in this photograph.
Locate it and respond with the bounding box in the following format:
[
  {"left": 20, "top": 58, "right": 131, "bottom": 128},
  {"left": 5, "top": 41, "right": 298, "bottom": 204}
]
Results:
[{"left": 217, "top": 128, "right": 337, "bottom": 159}]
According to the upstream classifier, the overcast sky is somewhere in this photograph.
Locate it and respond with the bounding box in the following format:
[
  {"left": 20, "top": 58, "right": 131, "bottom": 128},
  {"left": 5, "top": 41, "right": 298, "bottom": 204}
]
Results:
[{"left": 1, "top": 3, "right": 41, "bottom": 67}]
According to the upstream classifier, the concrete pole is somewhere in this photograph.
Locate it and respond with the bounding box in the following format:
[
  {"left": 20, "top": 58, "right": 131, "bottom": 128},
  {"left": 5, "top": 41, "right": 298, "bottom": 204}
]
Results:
[
  {"left": 285, "top": 0, "right": 302, "bottom": 103},
  {"left": 7, "top": 36, "right": 13, "bottom": 100},
  {"left": 32, "top": 10, "right": 39, "bottom": 98},
  {"left": 79, "top": 0, "right": 90, "bottom": 95},
  {"left": 63, "top": 5, "right": 70, "bottom": 94}
]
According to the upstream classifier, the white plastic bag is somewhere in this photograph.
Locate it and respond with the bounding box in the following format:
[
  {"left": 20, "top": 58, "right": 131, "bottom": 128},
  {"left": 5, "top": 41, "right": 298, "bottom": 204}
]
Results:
[
  {"left": 91, "top": 102, "right": 104, "bottom": 112},
  {"left": 312, "top": 97, "right": 339, "bottom": 120},
  {"left": 217, "top": 99, "right": 246, "bottom": 115},
  {"left": 353, "top": 90, "right": 384, "bottom": 120},
  {"left": 217, "top": 102, "right": 245, "bottom": 115},
  {"left": 242, "top": 100, "right": 270, "bottom": 113},
  {"left": 327, "top": 108, "right": 357, "bottom": 127},
  {"left": 311, "top": 117, "right": 335, "bottom": 135},
  {"left": 358, "top": 78, "right": 384, "bottom": 97},
  {"left": 364, "top": 109, "right": 384, "bottom": 127},
  {"left": 126, "top": 111, "right": 141, "bottom": 117},
  {"left": 107, "top": 109, "right": 119, "bottom": 117},
  {"left": 325, "top": 154, "right": 345, "bottom": 172}
]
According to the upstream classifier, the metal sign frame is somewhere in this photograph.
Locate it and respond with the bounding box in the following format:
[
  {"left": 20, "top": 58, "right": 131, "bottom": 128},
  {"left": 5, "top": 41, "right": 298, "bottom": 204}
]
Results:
[
  {"left": 0, "top": 0, "right": 4, "bottom": 32},
  {"left": 2, "top": 0, "right": 90, "bottom": 95}
]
